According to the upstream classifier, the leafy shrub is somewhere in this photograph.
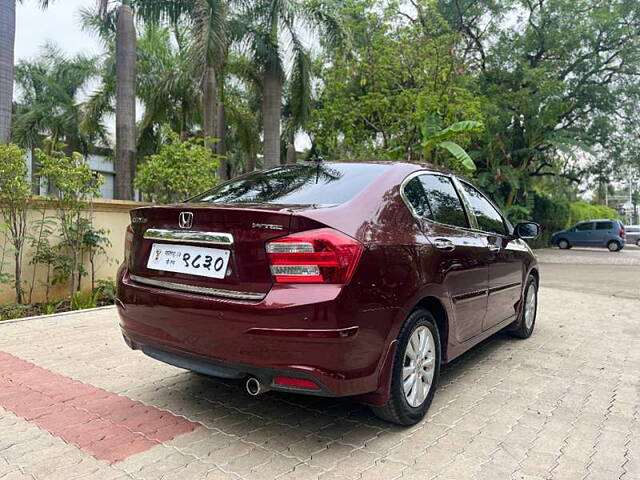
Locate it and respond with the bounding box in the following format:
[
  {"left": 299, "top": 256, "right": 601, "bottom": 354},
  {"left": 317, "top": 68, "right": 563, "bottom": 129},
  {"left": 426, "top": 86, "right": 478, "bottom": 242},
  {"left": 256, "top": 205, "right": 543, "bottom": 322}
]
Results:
[
  {"left": 94, "top": 279, "right": 116, "bottom": 302},
  {"left": 502, "top": 204, "right": 531, "bottom": 225},
  {"left": 70, "top": 291, "right": 100, "bottom": 311},
  {"left": 568, "top": 202, "right": 619, "bottom": 225},
  {"left": 530, "top": 194, "right": 570, "bottom": 247},
  {"left": 135, "top": 129, "right": 221, "bottom": 203}
]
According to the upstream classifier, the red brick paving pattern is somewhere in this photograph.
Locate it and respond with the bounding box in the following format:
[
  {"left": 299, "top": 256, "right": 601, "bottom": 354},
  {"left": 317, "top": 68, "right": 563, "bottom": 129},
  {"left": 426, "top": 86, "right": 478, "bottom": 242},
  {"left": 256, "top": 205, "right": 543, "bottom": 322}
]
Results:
[{"left": 0, "top": 350, "right": 199, "bottom": 463}]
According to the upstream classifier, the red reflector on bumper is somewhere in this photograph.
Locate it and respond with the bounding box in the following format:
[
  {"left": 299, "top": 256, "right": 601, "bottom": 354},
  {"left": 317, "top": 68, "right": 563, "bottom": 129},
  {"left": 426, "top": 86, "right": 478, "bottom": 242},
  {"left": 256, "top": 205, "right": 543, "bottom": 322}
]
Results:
[{"left": 273, "top": 376, "right": 320, "bottom": 390}]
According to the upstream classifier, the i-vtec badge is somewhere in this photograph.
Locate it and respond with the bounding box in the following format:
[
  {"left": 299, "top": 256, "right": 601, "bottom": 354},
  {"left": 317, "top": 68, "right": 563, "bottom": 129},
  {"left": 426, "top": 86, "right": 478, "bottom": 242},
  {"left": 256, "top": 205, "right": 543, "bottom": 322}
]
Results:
[{"left": 252, "top": 222, "right": 284, "bottom": 231}]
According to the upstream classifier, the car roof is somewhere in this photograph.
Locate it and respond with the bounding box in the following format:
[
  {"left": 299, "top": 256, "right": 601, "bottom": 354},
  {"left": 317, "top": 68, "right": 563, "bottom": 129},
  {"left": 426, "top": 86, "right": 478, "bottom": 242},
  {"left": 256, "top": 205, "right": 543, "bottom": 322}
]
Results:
[
  {"left": 578, "top": 219, "right": 617, "bottom": 222},
  {"left": 324, "top": 160, "right": 450, "bottom": 175}
]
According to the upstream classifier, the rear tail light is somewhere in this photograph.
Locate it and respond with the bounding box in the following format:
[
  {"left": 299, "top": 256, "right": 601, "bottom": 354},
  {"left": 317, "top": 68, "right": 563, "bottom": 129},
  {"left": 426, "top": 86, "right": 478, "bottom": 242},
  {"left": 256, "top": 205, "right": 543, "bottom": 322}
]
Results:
[
  {"left": 620, "top": 227, "right": 625, "bottom": 237},
  {"left": 266, "top": 228, "right": 363, "bottom": 284},
  {"left": 124, "top": 225, "right": 134, "bottom": 265}
]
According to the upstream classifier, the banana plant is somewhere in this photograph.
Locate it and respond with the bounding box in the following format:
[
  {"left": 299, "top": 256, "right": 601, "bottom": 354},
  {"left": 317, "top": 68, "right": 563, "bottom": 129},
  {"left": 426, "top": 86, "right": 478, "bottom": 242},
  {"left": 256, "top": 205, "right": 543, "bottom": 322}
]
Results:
[{"left": 420, "top": 115, "right": 483, "bottom": 172}]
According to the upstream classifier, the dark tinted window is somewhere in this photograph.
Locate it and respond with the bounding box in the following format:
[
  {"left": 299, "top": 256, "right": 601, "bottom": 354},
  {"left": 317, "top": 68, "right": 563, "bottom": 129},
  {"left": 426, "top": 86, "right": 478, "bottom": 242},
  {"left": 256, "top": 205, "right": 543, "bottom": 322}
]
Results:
[
  {"left": 595, "top": 221, "right": 614, "bottom": 230},
  {"left": 627, "top": 227, "right": 639, "bottom": 232},
  {"left": 418, "top": 175, "right": 468, "bottom": 228},
  {"left": 403, "top": 177, "right": 432, "bottom": 217},
  {"left": 190, "top": 163, "right": 391, "bottom": 205},
  {"left": 460, "top": 182, "right": 507, "bottom": 235},
  {"left": 575, "top": 222, "right": 594, "bottom": 231}
]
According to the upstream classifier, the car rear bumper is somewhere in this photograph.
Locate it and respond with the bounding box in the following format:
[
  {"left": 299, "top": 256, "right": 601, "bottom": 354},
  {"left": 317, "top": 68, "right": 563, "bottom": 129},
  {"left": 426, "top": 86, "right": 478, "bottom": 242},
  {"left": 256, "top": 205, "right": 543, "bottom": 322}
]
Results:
[{"left": 116, "top": 267, "right": 394, "bottom": 398}]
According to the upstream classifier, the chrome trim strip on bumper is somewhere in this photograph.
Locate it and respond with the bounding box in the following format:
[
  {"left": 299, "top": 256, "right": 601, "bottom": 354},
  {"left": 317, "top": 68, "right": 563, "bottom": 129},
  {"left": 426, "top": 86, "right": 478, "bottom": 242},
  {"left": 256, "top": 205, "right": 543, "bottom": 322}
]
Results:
[
  {"left": 130, "top": 274, "right": 266, "bottom": 301},
  {"left": 143, "top": 228, "right": 234, "bottom": 246}
]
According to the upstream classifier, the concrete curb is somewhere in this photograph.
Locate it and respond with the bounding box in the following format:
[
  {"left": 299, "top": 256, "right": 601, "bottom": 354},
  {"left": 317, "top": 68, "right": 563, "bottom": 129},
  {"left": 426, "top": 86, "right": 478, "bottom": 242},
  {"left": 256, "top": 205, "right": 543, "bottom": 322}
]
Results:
[{"left": 0, "top": 305, "right": 116, "bottom": 325}]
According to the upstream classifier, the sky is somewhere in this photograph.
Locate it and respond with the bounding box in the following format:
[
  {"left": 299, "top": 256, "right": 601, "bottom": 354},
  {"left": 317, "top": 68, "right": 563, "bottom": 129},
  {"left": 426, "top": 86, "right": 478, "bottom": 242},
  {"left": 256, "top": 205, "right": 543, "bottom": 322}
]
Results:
[{"left": 15, "top": 0, "right": 102, "bottom": 62}]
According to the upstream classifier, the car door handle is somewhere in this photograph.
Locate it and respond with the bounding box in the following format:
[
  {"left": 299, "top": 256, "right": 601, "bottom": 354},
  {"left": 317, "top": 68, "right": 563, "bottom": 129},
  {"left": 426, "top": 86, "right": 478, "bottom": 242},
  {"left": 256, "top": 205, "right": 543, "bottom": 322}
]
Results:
[
  {"left": 433, "top": 238, "right": 455, "bottom": 251},
  {"left": 488, "top": 244, "right": 501, "bottom": 252}
]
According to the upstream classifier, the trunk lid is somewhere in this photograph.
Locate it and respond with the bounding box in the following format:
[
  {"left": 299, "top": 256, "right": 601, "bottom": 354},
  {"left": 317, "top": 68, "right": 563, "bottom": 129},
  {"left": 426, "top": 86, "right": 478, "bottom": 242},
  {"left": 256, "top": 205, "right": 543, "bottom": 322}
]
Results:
[{"left": 128, "top": 205, "right": 298, "bottom": 297}]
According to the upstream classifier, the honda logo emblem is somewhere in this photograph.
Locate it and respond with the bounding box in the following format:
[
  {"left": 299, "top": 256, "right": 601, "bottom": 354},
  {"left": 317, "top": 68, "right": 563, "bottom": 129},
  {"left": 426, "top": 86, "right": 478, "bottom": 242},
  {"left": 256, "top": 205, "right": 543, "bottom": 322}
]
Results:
[{"left": 179, "top": 212, "right": 193, "bottom": 229}]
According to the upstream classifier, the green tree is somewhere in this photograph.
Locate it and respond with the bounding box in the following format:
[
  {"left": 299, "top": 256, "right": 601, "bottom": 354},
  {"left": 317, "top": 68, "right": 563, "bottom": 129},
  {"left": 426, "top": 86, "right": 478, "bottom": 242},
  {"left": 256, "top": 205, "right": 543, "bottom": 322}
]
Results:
[
  {"left": 440, "top": 0, "right": 640, "bottom": 205},
  {"left": 36, "top": 149, "right": 102, "bottom": 296},
  {"left": 135, "top": 129, "right": 220, "bottom": 203},
  {"left": 0, "top": 0, "right": 55, "bottom": 144},
  {"left": 311, "top": 0, "right": 481, "bottom": 161},
  {"left": 0, "top": 144, "right": 32, "bottom": 303}
]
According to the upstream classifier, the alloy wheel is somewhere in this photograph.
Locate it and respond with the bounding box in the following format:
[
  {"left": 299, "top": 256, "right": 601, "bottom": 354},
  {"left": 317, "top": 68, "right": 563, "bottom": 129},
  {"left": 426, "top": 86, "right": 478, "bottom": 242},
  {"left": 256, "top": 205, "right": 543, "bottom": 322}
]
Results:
[
  {"left": 402, "top": 326, "right": 435, "bottom": 407},
  {"left": 524, "top": 283, "right": 537, "bottom": 330}
]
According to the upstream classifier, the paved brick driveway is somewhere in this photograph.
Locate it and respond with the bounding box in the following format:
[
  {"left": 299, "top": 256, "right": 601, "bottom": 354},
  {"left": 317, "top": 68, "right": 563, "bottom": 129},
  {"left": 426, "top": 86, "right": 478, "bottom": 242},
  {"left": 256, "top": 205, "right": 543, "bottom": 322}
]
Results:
[{"left": 1, "top": 285, "right": 639, "bottom": 479}]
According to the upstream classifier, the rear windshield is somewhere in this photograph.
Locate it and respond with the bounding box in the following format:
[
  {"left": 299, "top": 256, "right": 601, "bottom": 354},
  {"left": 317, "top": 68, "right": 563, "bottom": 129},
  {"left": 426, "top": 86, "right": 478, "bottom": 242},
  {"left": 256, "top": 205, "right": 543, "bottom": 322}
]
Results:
[{"left": 189, "top": 163, "right": 391, "bottom": 205}]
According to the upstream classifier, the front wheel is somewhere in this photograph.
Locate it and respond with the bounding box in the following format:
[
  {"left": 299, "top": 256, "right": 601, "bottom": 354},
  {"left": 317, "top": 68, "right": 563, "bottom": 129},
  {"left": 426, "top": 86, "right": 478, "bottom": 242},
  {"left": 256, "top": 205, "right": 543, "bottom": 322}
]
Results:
[
  {"left": 371, "top": 309, "right": 440, "bottom": 425},
  {"left": 607, "top": 240, "right": 621, "bottom": 252},
  {"left": 509, "top": 275, "right": 538, "bottom": 339}
]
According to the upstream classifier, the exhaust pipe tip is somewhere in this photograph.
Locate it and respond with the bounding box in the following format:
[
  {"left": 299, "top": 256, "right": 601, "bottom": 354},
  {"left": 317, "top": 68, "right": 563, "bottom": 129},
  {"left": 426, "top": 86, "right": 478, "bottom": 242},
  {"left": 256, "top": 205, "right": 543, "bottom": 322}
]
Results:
[{"left": 246, "top": 376, "right": 269, "bottom": 396}]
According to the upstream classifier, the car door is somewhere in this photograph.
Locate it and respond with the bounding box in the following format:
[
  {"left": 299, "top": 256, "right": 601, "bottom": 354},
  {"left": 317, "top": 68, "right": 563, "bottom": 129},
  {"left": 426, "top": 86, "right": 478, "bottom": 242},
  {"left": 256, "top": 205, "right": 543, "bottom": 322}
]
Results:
[
  {"left": 593, "top": 221, "right": 614, "bottom": 246},
  {"left": 572, "top": 222, "right": 595, "bottom": 246},
  {"left": 455, "top": 180, "right": 524, "bottom": 330},
  {"left": 402, "top": 173, "right": 491, "bottom": 343}
]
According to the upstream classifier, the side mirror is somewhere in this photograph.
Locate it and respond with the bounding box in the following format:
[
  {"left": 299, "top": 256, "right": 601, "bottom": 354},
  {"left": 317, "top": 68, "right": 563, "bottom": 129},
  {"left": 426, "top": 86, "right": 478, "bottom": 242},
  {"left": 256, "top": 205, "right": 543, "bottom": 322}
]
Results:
[{"left": 513, "top": 222, "right": 540, "bottom": 240}]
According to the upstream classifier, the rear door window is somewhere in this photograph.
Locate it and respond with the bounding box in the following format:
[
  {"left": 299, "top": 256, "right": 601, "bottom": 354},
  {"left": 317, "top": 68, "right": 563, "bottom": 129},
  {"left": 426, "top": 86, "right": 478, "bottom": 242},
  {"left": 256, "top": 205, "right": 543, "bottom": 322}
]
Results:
[
  {"left": 595, "top": 221, "right": 614, "bottom": 230},
  {"left": 575, "top": 222, "right": 594, "bottom": 231},
  {"left": 417, "top": 174, "right": 469, "bottom": 228},
  {"left": 190, "top": 163, "right": 391, "bottom": 205},
  {"left": 459, "top": 182, "right": 508, "bottom": 235}
]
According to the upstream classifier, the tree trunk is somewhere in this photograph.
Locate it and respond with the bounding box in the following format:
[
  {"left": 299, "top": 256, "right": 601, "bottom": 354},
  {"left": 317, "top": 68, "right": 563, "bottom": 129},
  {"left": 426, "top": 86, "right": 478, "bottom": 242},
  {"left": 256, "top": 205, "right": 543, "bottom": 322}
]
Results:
[
  {"left": 202, "top": 66, "right": 217, "bottom": 142},
  {"left": 30, "top": 147, "right": 39, "bottom": 194},
  {"left": 0, "top": 0, "right": 16, "bottom": 144},
  {"left": 13, "top": 250, "right": 22, "bottom": 304},
  {"left": 262, "top": 70, "right": 282, "bottom": 168},
  {"left": 115, "top": 4, "right": 137, "bottom": 200},
  {"left": 286, "top": 144, "right": 296, "bottom": 164},
  {"left": 246, "top": 153, "right": 256, "bottom": 173},
  {"left": 216, "top": 101, "right": 228, "bottom": 179}
]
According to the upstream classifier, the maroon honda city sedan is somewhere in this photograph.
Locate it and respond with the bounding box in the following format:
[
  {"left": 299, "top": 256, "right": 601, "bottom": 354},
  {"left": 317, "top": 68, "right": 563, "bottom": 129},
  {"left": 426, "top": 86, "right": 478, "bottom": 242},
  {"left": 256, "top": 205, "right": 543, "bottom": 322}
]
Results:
[{"left": 117, "top": 161, "right": 540, "bottom": 425}]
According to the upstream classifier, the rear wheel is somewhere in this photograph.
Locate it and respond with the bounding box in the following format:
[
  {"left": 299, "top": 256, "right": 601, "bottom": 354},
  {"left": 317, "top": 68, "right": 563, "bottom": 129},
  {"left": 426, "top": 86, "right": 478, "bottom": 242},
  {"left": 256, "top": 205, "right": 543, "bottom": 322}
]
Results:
[
  {"left": 636, "top": 239, "right": 640, "bottom": 247},
  {"left": 371, "top": 309, "right": 440, "bottom": 425},
  {"left": 607, "top": 240, "right": 621, "bottom": 252},
  {"left": 509, "top": 275, "right": 538, "bottom": 339},
  {"left": 557, "top": 239, "right": 570, "bottom": 249}
]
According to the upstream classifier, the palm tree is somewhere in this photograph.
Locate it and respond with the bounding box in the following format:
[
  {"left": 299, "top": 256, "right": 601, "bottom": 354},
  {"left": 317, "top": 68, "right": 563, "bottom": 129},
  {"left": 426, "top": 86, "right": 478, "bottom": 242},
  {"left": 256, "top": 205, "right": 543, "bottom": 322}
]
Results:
[
  {"left": 134, "top": 0, "right": 232, "bottom": 178},
  {"left": 282, "top": 49, "right": 312, "bottom": 164},
  {"left": 239, "top": 0, "right": 345, "bottom": 167},
  {"left": 188, "top": 0, "right": 229, "bottom": 178},
  {"left": 104, "top": 0, "right": 137, "bottom": 200},
  {"left": 13, "top": 44, "right": 98, "bottom": 154},
  {"left": 0, "top": 0, "right": 54, "bottom": 144}
]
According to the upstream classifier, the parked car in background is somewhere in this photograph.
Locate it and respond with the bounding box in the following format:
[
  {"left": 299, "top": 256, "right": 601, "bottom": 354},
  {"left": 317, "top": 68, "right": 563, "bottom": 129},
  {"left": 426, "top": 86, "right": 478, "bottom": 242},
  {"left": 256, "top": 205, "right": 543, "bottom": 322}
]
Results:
[
  {"left": 551, "top": 219, "right": 626, "bottom": 252},
  {"left": 625, "top": 225, "right": 640, "bottom": 246},
  {"left": 117, "top": 162, "right": 540, "bottom": 425}
]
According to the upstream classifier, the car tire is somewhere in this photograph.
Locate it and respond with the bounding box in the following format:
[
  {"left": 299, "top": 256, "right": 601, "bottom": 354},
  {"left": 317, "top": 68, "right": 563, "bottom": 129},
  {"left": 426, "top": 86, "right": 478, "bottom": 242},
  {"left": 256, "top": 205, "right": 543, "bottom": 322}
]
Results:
[
  {"left": 637, "top": 239, "right": 640, "bottom": 247},
  {"left": 509, "top": 275, "right": 538, "bottom": 339},
  {"left": 607, "top": 240, "right": 621, "bottom": 252},
  {"left": 557, "top": 239, "right": 570, "bottom": 249},
  {"left": 370, "top": 309, "right": 440, "bottom": 426}
]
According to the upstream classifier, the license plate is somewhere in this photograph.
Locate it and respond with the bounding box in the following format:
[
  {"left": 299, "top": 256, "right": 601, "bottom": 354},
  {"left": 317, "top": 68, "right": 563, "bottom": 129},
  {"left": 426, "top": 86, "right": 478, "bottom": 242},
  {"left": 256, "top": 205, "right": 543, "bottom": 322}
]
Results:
[{"left": 147, "top": 243, "right": 230, "bottom": 279}]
